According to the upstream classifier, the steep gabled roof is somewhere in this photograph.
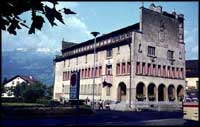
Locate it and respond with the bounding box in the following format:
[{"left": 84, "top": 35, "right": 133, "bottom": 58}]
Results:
[
  {"left": 19, "top": 75, "right": 39, "bottom": 84},
  {"left": 3, "top": 75, "right": 39, "bottom": 85}
]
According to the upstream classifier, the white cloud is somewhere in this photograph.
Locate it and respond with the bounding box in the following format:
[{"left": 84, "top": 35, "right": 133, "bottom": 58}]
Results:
[
  {"left": 42, "top": 1, "right": 78, "bottom": 9},
  {"left": 185, "top": 26, "right": 198, "bottom": 60},
  {"left": 2, "top": 1, "right": 92, "bottom": 53},
  {"left": 65, "top": 17, "right": 90, "bottom": 37},
  {"left": 36, "top": 48, "right": 51, "bottom": 53},
  {"left": 56, "top": 2, "right": 78, "bottom": 9},
  {"left": 16, "top": 48, "right": 27, "bottom": 52}
]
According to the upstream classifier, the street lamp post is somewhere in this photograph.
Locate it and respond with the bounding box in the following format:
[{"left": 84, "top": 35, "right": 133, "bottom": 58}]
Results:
[{"left": 91, "top": 31, "right": 100, "bottom": 110}]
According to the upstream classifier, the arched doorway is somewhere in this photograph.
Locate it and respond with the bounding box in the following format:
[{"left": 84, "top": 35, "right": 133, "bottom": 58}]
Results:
[
  {"left": 118, "top": 82, "right": 127, "bottom": 102},
  {"left": 158, "top": 84, "right": 166, "bottom": 101},
  {"left": 148, "top": 83, "right": 156, "bottom": 101},
  {"left": 177, "top": 85, "right": 184, "bottom": 101},
  {"left": 136, "top": 82, "right": 146, "bottom": 101},
  {"left": 168, "top": 84, "right": 175, "bottom": 101}
]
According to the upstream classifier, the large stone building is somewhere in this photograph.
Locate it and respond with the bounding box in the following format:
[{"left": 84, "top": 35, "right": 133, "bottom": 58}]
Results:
[{"left": 53, "top": 4, "right": 186, "bottom": 110}]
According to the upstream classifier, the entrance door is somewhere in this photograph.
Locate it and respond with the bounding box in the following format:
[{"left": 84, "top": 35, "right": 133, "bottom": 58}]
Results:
[{"left": 118, "top": 82, "right": 127, "bottom": 102}]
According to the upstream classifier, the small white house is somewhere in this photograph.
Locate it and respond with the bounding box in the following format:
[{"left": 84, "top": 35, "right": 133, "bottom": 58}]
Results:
[{"left": 2, "top": 75, "right": 38, "bottom": 98}]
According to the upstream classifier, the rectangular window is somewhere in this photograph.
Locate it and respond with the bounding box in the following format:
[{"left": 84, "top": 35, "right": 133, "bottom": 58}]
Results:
[
  {"left": 106, "top": 87, "right": 111, "bottom": 96},
  {"left": 122, "top": 63, "right": 126, "bottom": 74},
  {"left": 95, "top": 67, "right": 98, "bottom": 77},
  {"left": 142, "top": 62, "right": 146, "bottom": 75},
  {"left": 172, "top": 67, "right": 175, "bottom": 78},
  {"left": 106, "top": 65, "right": 112, "bottom": 75},
  {"left": 82, "top": 69, "right": 84, "bottom": 78},
  {"left": 66, "top": 72, "right": 68, "bottom": 80},
  {"left": 117, "top": 46, "right": 120, "bottom": 54},
  {"left": 16, "top": 81, "right": 20, "bottom": 85},
  {"left": 89, "top": 84, "right": 92, "bottom": 94},
  {"left": 148, "top": 63, "right": 151, "bottom": 75},
  {"left": 63, "top": 72, "right": 66, "bottom": 81},
  {"left": 99, "top": 66, "right": 102, "bottom": 76},
  {"left": 106, "top": 48, "right": 112, "bottom": 58},
  {"left": 148, "top": 46, "right": 155, "bottom": 56},
  {"left": 80, "top": 70, "right": 82, "bottom": 78},
  {"left": 91, "top": 68, "right": 94, "bottom": 77},
  {"left": 63, "top": 72, "right": 65, "bottom": 81},
  {"left": 67, "top": 85, "right": 69, "bottom": 94},
  {"left": 179, "top": 68, "right": 182, "bottom": 79},
  {"left": 116, "top": 63, "right": 120, "bottom": 75},
  {"left": 83, "top": 85, "right": 86, "bottom": 94},
  {"left": 175, "top": 68, "right": 179, "bottom": 78},
  {"left": 167, "top": 66, "right": 170, "bottom": 78},
  {"left": 136, "top": 62, "right": 140, "bottom": 74},
  {"left": 94, "top": 84, "right": 97, "bottom": 95},
  {"left": 163, "top": 65, "right": 166, "bottom": 77},
  {"left": 98, "top": 84, "right": 102, "bottom": 95},
  {"left": 85, "top": 55, "right": 87, "bottom": 63},
  {"left": 88, "top": 68, "right": 91, "bottom": 78},
  {"left": 181, "top": 68, "right": 184, "bottom": 79},
  {"left": 66, "top": 71, "right": 69, "bottom": 80},
  {"left": 85, "top": 68, "right": 87, "bottom": 78},
  {"left": 167, "top": 50, "right": 174, "bottom": 59},
  {"left": 127, "top": 62, "right": 131, "bottom": 74},
  {"left": 158, "top": 65, "right": 161, "bottom": 77},
  {"left": 153, "top": 64, "right": 156, "bottom": 76}
]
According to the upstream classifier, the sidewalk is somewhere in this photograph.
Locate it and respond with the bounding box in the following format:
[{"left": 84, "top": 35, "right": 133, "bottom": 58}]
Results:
[{"left": 104, "top": 118, "right": 186, "bottom": 125}]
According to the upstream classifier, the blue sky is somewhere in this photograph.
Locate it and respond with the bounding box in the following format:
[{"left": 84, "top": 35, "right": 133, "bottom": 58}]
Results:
[{"left": 2, "top": 2, "right": 198, "bottom": 60}]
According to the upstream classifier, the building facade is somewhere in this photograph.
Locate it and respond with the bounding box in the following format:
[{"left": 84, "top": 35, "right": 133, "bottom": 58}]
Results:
[
  {"left": 53, "top": 4, "right": 186, "bottom": 109},
  {"left": 2, "top": 75, "right": 38, "bottom": 98},
  {"left": 186, "top": 60, "right": 199, "bottom": 89}
]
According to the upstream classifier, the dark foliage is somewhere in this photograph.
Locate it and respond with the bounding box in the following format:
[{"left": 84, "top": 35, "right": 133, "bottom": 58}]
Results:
[
  {"left": 12, "top": 81, "right": 46, "bottom": 103},
  {"left": 1, "top": 0, "right": 76, "bottom": 35}
]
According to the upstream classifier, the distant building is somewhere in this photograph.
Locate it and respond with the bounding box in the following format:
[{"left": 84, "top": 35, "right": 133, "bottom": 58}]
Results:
[
  {"left": 186, "top": 60, "right": 199, "bottom": 89},
  {"left": 2, "top": 75, "right": 38, "bottom": 98},
  {"left": 53, "top": 4, "right": 185, "bottom": 110}
]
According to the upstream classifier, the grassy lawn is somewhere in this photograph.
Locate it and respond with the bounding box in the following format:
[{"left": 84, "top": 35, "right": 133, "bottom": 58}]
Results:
[
  {"left": 2, "top": 102, "right": 45, "bottom": 107},
  {"left": 1, "top": 102, "right": 94, "bottom": 119},
  {"left": 2, "top": 102, "right": 92, "bottom": 109}
]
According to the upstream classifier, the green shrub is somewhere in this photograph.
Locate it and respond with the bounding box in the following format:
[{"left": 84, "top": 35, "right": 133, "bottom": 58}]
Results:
[{"left": 36, "top": 99, "right": 51, "bottom": 106}]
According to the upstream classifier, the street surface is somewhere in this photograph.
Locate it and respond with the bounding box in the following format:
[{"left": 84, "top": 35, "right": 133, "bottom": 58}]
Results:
[{"left": 1, "top": 110, "right": 199, "bottom": 126}]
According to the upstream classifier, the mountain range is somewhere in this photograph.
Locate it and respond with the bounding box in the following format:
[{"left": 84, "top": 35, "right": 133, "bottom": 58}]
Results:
[{"left": 2, "top": 48, "right": 60, "bottom": 86}]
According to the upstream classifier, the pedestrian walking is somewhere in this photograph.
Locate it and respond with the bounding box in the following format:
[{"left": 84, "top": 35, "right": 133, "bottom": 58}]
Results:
[
  {"left": 98, "top": 99, "right": 103, "bottom": 110},
  {"left": 85, "top": 97, "right": 89, "bottom": 105}
]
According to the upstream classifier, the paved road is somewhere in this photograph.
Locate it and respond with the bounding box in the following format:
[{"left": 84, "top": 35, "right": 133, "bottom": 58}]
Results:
[{"left": 1, "top": 110, "right": 198, "bottom": 126}]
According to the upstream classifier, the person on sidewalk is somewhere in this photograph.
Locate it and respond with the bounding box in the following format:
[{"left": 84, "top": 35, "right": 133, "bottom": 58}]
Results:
[{"left": 98, "top": 99, "right": 103, "bottom": 110}]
